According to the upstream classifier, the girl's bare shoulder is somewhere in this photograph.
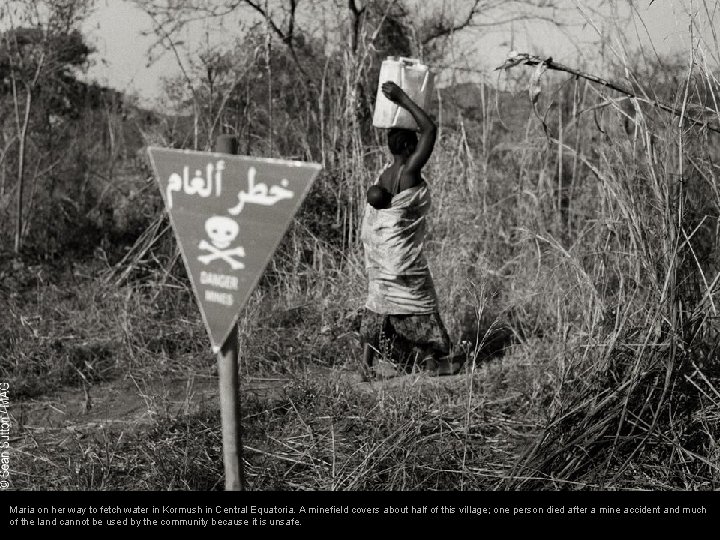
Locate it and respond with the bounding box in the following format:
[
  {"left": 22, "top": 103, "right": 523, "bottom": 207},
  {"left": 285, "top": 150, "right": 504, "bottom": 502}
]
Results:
[{"left": 378, "top": 167, "right": 394, "bottom": 190}]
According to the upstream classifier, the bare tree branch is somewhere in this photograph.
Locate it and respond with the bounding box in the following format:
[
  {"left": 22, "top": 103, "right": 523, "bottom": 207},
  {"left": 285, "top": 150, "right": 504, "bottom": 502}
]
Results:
[
  {"left": 135, "top": 1, "right": 312, "bottom": 85},
  {"left": 496, "top": 53, "right": 720, "bottom": 135},
  {"left": 287, "top": 0, "right": 297, "bottom": 46},
  {"left": 243, "top": 0, "right": 289, "bottom": 43},
  {"left": 420, "top": 0, "right": 481, "bottom": 45},
  {"left": 348, "top": 0, "right": 366, "bottom": 53}
]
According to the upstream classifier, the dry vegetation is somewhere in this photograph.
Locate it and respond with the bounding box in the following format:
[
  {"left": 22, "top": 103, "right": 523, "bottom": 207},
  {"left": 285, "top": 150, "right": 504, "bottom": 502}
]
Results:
[{"left": 2, "top": 0, "right": 720, "bottom": 491}]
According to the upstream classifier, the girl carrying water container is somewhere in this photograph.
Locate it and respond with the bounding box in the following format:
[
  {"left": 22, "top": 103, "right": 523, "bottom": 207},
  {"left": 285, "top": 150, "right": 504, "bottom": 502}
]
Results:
[{"left": 359, "top": 80, "right": 463, "bottom": 377}]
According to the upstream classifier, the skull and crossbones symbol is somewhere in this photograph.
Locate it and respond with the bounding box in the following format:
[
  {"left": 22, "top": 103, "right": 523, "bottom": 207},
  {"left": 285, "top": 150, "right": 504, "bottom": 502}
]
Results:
[{"left": 198, "top": 216, "right": 245, "bottom": 269}]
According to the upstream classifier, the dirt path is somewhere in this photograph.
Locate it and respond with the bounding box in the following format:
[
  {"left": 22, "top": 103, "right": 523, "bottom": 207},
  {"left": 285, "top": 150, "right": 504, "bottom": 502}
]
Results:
[
  {"left": 16, "top": 375, "right": 220, "bottom": 435},
  {"left": 15, "top": 359, "right": 478, "bottom": 437}
]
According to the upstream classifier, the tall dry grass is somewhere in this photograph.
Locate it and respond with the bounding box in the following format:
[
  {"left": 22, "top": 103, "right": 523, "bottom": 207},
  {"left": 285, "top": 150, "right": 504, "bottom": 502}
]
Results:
[{"left": 5, "top": 5, "right": 720, "bottom": 491}]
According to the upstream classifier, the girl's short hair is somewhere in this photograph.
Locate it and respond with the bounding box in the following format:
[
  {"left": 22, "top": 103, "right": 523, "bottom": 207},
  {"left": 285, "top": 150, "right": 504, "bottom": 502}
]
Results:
[{"left": 387, "top": 128, "right": 418, "bottom": 155}]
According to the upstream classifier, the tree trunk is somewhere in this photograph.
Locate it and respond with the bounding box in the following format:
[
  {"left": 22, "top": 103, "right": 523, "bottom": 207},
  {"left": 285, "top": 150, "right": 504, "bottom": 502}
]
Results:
[{"left": 14, "top": 84, "right": 32, "bottom": 255}]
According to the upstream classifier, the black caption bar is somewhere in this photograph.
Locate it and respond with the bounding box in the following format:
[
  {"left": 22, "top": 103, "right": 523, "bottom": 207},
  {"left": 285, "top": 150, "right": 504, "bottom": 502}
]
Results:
[{"left": 1, "top": 491, "right": 718, "bottom": 531}]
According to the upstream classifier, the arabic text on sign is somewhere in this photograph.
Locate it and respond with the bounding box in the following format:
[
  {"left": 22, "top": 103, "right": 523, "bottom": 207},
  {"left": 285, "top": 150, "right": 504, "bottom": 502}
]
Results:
[
  {"left": 166, "top": 160, "right": 226, "bottom": 209},
  {"left": 228, "top": 166, "right": 294, "bottom": 215}
]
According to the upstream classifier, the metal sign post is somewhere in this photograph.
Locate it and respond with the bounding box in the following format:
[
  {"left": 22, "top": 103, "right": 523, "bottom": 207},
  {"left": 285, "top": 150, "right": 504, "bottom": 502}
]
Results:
[
  {"left": 215, "top": 135, "right": 244, "bottom": 491},
  {"left": 147, "top": 137, "right": 321, "bottom": 492}
]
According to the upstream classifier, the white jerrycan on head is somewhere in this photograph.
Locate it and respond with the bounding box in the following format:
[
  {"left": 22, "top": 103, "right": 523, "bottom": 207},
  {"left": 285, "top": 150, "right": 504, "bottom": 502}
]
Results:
[{"left": 373, "top": 56, "right": 434, "bottom": 130}]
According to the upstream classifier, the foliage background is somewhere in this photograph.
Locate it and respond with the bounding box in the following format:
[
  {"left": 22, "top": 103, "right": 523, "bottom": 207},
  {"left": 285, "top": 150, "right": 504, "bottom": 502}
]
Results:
[{"left": 1, "top": 0, "right": 719, "bottom": 490}]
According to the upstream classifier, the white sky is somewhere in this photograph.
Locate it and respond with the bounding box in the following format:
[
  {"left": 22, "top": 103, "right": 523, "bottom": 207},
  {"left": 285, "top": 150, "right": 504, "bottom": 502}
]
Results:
[{"left": 81, "top": 0, "right": 719, "bottom": 108}]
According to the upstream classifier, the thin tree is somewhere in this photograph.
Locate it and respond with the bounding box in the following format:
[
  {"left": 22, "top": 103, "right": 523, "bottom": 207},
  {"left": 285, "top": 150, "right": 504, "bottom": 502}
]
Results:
[{"left": 0, "top": 0, "right": 92, "bottom": 254}]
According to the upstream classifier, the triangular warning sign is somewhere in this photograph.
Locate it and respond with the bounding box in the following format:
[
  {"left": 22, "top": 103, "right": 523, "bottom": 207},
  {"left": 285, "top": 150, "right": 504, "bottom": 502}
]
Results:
[{"left": 147, "top": 147, "right": 322, "bottom": 353}]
